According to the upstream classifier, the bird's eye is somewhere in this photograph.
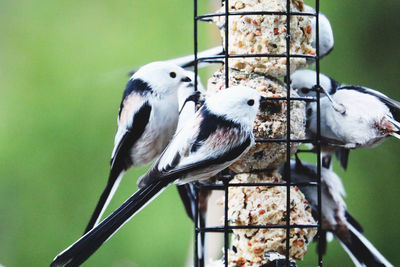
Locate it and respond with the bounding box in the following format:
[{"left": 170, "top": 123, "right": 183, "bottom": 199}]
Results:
[
  {"left": 169, "top": 72, "right": 177, "bottom": 78},
  {"left": 247, "top": 99, "right": 255, "bottom": 106},
  {"left": 301, "top": 88, "right": 310, "bottom": 94}
]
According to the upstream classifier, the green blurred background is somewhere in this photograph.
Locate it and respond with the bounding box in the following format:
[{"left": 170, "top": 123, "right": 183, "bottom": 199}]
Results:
[{"left": 0, "top": 0, "right": 399, "bottom": 266}]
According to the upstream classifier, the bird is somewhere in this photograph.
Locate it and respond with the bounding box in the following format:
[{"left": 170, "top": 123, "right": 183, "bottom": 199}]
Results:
[
  {"left": 280, "top": 157, "right": 393, "bottom": 267},
  {"left": 83, "top": 61, "right": 194, "bottom": 234},
  {"left": 51, "top": 86, "right": 263, "bottom": 267},
  {"left": 290, "top": 69, "right": 400, "bottom": 169},
  {"left": 304, "top": 6, "right": 334, "bottom": 63}
]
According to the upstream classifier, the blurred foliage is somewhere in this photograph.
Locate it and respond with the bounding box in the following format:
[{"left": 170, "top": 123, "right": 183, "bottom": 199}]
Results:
[{"left": 0, "top": 0, "right": 399, "bottom": 266}]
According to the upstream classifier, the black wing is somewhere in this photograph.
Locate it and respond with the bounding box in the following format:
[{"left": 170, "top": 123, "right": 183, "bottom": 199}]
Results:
[
  {"left": 139, "top": 136, "right": 251, "bottom": 187},
  {"left": 111, "top": 101, "right": 152, "bottom": 170}
]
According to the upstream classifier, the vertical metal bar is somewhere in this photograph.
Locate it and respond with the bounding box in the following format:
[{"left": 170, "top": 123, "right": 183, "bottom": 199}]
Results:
[
  {"left": 194, "top": 185, "right": 200, "bottom": 267},
  {"left": 223, "top": 2, "right": 230, "bottom": 266},
  {"left": 199, "top": 210, "right": 205, "bottom": 267},
  {"left": 315, "top": 0, "right": 323, "bottom": 266},
  {"left": 224, "top": 0, "right": 229, "bottom": 89},
  {"left": 193, "top": 2, "right": 199, "bottom": 266},
  {"left": 224, "top": 179, "right": 229, "bottom": 267},
  {"left": 285, "top": 0, "right": 292, "bottom": 263},
  {"left": 194, "top": 0, "right": 198, "bottom": 93}
]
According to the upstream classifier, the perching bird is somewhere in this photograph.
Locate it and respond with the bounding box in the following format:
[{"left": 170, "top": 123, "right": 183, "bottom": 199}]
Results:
[
  {"left": 83, "top": 61, "right": 193, "bottom": 234},
  {"left": 304, "top": 6, "right": 334, "bottom": 63},
  {"left": 280, "top": 158, "right": 393, "bottom": 267},
  {"left": 291, "top": 69, "right": 400, "bottom": 169},
  {"left": 51, "top": 86, "right": 262, "bottom": 267}
]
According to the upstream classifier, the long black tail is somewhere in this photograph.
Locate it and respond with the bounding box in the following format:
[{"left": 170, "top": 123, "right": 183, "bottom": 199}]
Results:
[
  {"left": 177, "top": 183, "right": 197, "bottom": 221},
  {"left": 338, "top": 223, "right": 393, "bottom": 267},
  {"left": 177, "top": 183, "right": 211, "bottom": 264},
  {"left": 83, "top": 169, "right": 124, "bottom": 234},
  {"left": 51, "top": 179, "right": 170, "bottom": 267}
]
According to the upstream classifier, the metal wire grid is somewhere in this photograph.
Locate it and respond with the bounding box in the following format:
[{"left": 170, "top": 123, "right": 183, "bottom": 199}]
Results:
[{"left": 193, "top": 0, "right": 323, "bottom": 266}]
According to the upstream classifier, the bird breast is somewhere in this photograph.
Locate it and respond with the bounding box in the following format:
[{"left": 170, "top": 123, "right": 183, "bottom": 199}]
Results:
[
  {"left": 322, "top": 90, "right": 391, "bottom": 146},
  {"left": 131, "top": 99, "right": 179, "bottom": 166}
]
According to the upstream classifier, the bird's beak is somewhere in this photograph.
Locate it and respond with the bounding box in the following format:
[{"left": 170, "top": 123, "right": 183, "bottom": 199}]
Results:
[
  {"left": 260, "top": 96, "right": 270, "bottom": 102},
  {"left": 181, "top": 76, "right": 192, "bottom": 82}
]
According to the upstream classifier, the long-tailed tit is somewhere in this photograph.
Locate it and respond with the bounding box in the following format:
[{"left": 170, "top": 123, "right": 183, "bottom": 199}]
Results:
[
  {"left": 291, "top": 69, "right": 400, "bottom": 169},
  {"left": 83, "top": 61, "right": 193, "bottom": 234},
  {"left": 280, "top": 158, "right": 393, "bottom": 267},
  {"left": 304, "top": 6, "right": 334, "bottom": 63},
  {"left": 51, "top": 86, "right": 263, "bottom": 267}
]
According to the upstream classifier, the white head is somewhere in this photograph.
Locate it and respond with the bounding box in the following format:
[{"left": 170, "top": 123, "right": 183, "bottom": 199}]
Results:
[
  {"left": 206, "top": 86, "right": 260, "bottom": 128},
  {"left": 132, "top": 61, "right": 192, "bottom": 97},
  {"left": 291, "top": 69, "right": 335, "bottom": 97}
]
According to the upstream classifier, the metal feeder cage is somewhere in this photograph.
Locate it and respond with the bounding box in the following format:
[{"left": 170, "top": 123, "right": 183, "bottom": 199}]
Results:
[{"left": 192, "top": 0, "right": 323, "bottom": 266}]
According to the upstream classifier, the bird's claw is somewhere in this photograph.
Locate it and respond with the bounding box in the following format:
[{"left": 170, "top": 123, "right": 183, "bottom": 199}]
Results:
[{"left": 333, "top": 103, "right": 346, "bottom": 115}]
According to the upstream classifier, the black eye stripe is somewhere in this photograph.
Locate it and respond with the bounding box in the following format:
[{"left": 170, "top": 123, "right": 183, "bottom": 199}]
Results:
[
  {"left": 247, "top": 99, "right": 255, "bottom": 106},
  {"left": 169, "top": 72, "right": 176, "bottom": 78}
]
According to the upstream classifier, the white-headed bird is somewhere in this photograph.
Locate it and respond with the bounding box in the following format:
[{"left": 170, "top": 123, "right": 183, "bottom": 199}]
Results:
[{"left": 51, "top": 86, "right": 263, "bottom": 267}]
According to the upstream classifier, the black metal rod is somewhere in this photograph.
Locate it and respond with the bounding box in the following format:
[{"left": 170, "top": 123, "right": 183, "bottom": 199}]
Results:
[
  {"left": 284, "top": 0, "right": 292, "bottom": 263},
  {"left": 255, "top": 138, "right": 317, "bottom": 143},
  {"left": 196, "top": 11, "right": 316, "bottom": 20},
  {"left": 198, "top": 182, "right": 318, "bottom": 190},
  {"left": 223, "top": 2, "right": 230, "bottom": 265},
  {"left": 196, "top": 224, "right": 319, "bottom": 233},
  {"left": 260, "top": 96, "right": 317, "bottom": 102},
  {"left": 196, "top": 53, "right": 317, "bottom": 60},
  {"left": 315, "top": 0, "right": 323, "bottom": 266},
  {"left": 193, "top": 1, "right": 199, "bottom": 266}
]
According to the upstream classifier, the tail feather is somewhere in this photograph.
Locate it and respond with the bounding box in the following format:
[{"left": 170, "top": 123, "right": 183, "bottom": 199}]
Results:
[
  {"left": 176, "top": 183, "right": 207, "bottom": 263},
  {"left": 345, "top": 211, "right": 364, "bottom": 233},
  {"left": 390, "top": 132, "right": 400, "bottom": 140},
  {"left": 51, "top": 180, "right": 170, "bottom": 267},
  {"left": 316, "top": 229, "right": 328, "bottom": 255},
  {"left": 177, "top": 183, "right": 197, "bottom": 221},
  {"left": 338, "top": 223, "right": 393, "bottom": 267},
  {"left": 171, "top": 46, "right": 224, "bottom": 70},
  {"left": 335, "top": 148, "right": 350, "bottom": 170},
  {"left": 128, "top": 46, "right": 224, "bottom": 75},
  {"left": 83, "top": 171, "right": 124, "bottom": 234}
]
